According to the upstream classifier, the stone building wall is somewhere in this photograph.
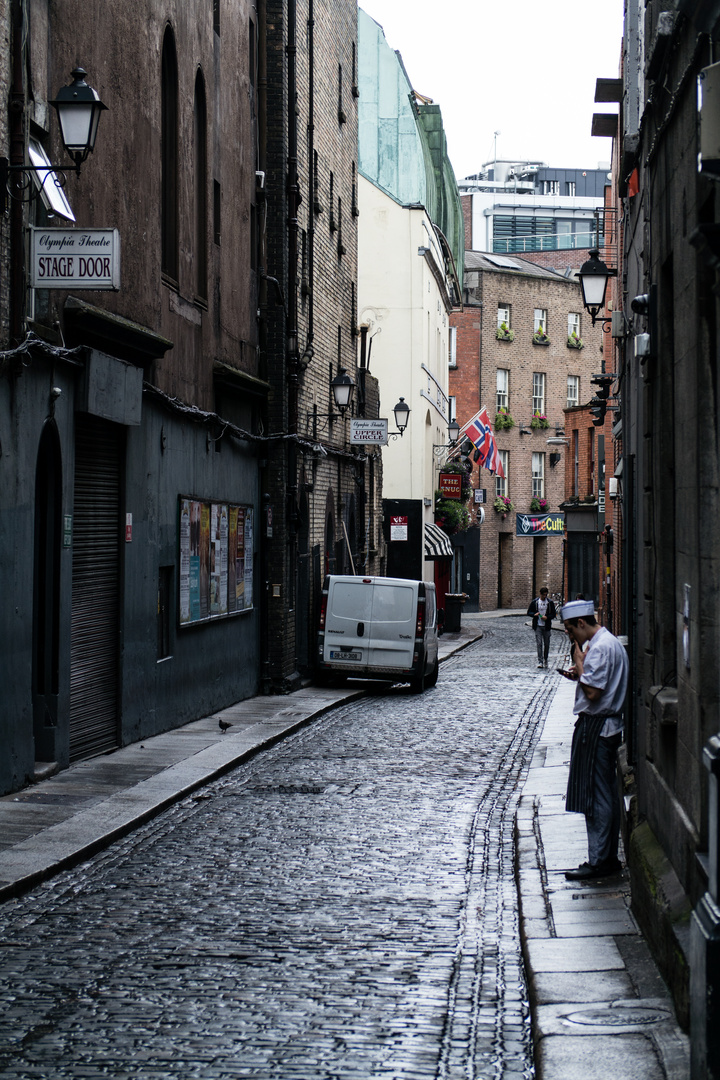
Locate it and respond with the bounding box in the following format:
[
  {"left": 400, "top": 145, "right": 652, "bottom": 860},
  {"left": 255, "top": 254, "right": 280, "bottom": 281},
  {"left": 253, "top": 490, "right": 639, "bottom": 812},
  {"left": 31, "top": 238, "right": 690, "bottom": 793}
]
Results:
[{"left": 263, "top": 0, "right": 382, "bottom": 689}]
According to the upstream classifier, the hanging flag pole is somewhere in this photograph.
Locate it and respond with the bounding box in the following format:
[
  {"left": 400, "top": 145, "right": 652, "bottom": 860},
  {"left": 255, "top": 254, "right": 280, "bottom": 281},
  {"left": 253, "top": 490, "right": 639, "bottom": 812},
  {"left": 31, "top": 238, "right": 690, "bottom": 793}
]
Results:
[{"left": 452, "top": 406, "right": 505, "bottom": 478}]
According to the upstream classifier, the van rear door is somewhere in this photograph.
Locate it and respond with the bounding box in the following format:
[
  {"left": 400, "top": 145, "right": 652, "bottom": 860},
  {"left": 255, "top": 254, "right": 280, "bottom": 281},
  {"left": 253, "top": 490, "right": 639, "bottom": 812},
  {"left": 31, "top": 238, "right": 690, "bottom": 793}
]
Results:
[
  {"left": 323, "top": 577, "right": 374, "bottom": 670},
  {"left": 367, "top": 579, "right": 416, "bottom": 671}
]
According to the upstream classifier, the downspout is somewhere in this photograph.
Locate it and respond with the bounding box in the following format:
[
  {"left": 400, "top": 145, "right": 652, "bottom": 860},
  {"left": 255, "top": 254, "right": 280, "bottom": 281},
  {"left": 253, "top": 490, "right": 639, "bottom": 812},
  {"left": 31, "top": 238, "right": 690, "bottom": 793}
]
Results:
[
  {"left": 286, "top": 0, "right": 299, "bottom": 435},
  {"left": 9, "top": 0, "right": 26, "bottom": 348},
  {"left": 307, "top": 0, "right": 315, "bottom": 352},
  {"left": 257, "top": 0, "right": 271, "bottom": 694},
  {"left": 286, "top": 0, "right": 299, "bottom": 676}
]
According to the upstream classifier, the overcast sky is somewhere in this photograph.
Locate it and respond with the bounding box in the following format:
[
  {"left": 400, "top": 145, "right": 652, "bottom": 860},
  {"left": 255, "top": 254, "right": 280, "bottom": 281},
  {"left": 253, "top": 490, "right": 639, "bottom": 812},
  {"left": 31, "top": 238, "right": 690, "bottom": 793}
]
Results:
[{"left": 358, "top": 0, "right": 624, "bottom": 181}]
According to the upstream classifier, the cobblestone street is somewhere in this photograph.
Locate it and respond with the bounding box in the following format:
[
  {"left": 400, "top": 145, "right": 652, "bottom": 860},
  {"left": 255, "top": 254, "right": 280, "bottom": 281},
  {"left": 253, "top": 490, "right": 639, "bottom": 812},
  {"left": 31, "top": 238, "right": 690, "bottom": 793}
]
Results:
[{"left": 0, "top": 617, "right": 568, "bottom": 1079}]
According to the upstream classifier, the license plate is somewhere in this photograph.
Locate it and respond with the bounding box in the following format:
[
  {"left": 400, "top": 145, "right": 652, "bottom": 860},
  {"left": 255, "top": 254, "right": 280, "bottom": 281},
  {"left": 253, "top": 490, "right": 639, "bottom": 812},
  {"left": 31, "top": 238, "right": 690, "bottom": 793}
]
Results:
[{"left": 329, "top": 650, "right": 362, "bottom": 661}]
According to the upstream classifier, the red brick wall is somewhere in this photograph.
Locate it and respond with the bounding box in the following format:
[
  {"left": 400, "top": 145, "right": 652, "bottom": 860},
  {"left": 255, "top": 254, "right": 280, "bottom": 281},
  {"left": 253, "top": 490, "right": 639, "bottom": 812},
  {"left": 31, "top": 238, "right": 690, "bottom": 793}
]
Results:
[
  {"left": 514, "top": 248, "right": 591, "bottom": 272},
  {"left": 563, "top": 403, "right": 618, "bottom": 628},
  {"left": 450, "top": 264, "right": 603, "bottom": 610}
]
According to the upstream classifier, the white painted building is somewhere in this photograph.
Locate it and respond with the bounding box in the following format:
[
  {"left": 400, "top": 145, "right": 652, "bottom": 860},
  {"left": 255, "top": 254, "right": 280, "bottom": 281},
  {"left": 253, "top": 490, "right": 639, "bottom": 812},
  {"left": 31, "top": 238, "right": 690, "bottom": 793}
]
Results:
[{"left": 357, "top": 9, "right": 463, "bottom": 582}]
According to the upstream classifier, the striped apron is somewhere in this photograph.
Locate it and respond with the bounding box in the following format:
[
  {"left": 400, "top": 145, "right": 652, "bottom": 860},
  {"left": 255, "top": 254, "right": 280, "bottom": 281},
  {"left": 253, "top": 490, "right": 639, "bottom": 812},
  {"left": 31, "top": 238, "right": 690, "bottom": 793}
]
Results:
[{"left": 565, "top": 712, "right": 616, "bottom": 816}]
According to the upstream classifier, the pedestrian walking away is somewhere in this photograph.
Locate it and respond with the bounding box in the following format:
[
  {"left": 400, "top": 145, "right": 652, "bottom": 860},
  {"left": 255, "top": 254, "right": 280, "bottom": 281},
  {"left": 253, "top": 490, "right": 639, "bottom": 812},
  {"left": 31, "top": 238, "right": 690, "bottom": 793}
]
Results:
[
  {"left": 559, "top": 599, "right": 629, "bottom": 881},
  {"left": 526, "top": 586, "right": 556, "bottom": 668}
]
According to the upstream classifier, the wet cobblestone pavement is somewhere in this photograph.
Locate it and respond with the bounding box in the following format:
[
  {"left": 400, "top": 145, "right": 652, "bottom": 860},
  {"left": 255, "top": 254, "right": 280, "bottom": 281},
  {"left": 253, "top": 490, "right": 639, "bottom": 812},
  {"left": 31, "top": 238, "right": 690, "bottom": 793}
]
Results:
[{"left": 0, "top": 617, "right": 566, "bottom": 1079}]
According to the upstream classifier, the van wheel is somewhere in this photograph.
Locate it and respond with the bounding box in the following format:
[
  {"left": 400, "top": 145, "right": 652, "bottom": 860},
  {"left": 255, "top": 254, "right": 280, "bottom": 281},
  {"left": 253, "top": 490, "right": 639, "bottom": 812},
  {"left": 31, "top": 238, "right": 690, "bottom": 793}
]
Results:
[
  {"left": 410, "top": 661, "right": 426, "bottom": 694},
  {"left": 426, "top": 657, "right": 439, "bottom": 688}
]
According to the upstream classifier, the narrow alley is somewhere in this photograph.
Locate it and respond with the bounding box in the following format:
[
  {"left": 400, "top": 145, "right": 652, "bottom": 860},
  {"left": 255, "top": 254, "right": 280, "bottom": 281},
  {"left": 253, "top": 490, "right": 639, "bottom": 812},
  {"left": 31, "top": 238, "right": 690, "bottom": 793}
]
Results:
[{"left": 0, "top": 620, "right": 563, "bottom": 1079}]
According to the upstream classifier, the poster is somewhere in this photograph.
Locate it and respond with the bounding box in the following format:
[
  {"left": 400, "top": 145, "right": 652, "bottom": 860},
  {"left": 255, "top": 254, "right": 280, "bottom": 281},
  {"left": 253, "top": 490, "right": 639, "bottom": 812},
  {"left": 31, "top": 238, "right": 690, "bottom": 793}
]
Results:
[
  {"left": 244, "top": 509, "right": 253, "bottom": 607},
  {"left": 178, "top": 497, "right": 253, "bottom": 626},
  {"left": 179, "top": 500, "right": 191, "bottom": 623}
]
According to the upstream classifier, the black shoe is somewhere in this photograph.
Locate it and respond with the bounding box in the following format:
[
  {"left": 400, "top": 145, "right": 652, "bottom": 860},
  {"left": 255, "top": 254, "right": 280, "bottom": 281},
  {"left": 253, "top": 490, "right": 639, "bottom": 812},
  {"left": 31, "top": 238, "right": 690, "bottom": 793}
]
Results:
[
  {"left": 597, "top": 857, "right": 622, "bottom": 874},
  {"left": 565, "top": 862, "right": 605, "bottom": 881}
]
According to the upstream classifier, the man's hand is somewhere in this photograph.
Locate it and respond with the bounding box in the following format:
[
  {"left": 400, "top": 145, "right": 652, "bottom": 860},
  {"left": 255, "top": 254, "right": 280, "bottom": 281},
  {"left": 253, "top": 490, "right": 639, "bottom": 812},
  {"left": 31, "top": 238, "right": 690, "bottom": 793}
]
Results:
[{"left": 572, "top": 644, "right": 603, "bottom": 700}]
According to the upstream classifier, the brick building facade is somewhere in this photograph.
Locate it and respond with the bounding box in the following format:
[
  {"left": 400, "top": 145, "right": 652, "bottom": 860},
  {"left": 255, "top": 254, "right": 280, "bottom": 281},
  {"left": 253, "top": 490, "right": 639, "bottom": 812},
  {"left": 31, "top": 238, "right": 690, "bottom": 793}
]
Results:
[
  {"left": 263, "top": 0, "right": 383, "bottom": 691},
  {"left": 560, "top": 403, "right": 619, "bottom": 628},
  {"left": 450, "top": 252, "right": 603, "bottom": 610}
]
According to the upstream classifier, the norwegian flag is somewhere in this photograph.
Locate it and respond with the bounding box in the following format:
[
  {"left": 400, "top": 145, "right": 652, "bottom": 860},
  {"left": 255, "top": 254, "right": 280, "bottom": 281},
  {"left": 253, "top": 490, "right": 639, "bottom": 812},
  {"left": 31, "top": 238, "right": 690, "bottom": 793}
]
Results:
[
  {"left": 463, "top": 409, "right": 492, "bottom": 458},
  {"left": 459, "top": 407, "right": 505, "bottom": 478},
  {"left": 484, "top": 436, "right": 505, "bottom": 478}
]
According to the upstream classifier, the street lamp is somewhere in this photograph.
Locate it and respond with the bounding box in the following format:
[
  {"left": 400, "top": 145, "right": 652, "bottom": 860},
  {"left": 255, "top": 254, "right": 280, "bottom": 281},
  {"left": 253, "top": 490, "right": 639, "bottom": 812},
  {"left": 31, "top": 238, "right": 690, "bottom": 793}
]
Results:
[
  {"left": 433, "top": 417, "right": 462, "bottom": 459},
  {"left": 50, "top": 68, "right": 107, "bottom": 170},
  {"left": 330, "top": 368, "right": 355, "bottom": 413},
  {"left": 578, "top": 248, "right": 613, "bottom": 326},
  {"left": 392, "top": 397, "right": 411, "bottom": 436},
  {"left": 0, "top": 66, "right": 106, "bottom": 212}
]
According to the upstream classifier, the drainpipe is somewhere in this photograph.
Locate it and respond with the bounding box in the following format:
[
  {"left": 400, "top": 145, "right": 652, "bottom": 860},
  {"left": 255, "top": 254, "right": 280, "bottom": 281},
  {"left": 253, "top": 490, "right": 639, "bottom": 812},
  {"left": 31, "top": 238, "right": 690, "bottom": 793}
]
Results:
[
  {"left": 256, "top": 0, "right": 272, "bottom": 694},
  {"left": 9, "top": 0, "right": 26, "bottom": 348},
  {"left": 307, "top": 0, "right": 315, "bottom": 352},
  {"left": 287, "top": 0, "right": 299, "bottom": 435},
  {"left": 286, "top": 0, "right": 299, "bottom": 678}
]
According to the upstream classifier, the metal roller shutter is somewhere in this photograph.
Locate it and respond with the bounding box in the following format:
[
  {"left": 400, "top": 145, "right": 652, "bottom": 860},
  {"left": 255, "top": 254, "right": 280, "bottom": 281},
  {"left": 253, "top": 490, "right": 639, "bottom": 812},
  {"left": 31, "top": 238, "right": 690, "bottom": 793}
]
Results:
[{"left": 69, "top": 415, "right": 121, "bottom": 761}]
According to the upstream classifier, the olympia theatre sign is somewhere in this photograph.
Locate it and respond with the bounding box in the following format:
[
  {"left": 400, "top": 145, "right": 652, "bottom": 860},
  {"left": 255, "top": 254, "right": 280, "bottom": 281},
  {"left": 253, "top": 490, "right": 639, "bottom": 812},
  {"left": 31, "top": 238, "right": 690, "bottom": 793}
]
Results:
[{"left": 29, "top": 227, "right": 121, "bottom": 290}]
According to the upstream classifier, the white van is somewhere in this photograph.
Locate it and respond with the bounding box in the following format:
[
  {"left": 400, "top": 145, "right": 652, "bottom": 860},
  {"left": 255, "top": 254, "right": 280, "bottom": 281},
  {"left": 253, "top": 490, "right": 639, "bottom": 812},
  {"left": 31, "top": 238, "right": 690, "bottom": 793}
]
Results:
[{"left": 316, "top": 575, "right": 439, "bottom": 692}]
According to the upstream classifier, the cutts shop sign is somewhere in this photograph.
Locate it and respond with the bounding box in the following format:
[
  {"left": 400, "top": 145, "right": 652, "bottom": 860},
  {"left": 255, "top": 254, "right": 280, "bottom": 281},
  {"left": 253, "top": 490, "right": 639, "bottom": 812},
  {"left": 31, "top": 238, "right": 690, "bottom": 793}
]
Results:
[
  {"left": 515, "top": 512, "right": 565, "bottom": 537},
  {"left": 29, "top": 228, "right": 120, "bottom": 290}
]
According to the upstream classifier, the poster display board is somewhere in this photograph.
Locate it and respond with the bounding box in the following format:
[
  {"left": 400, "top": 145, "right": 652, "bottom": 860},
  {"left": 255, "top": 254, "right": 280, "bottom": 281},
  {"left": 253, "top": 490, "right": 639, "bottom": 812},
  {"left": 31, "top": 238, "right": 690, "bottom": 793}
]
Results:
[{"left": 179, "top": 497, "right": 254, "bottom": 626}]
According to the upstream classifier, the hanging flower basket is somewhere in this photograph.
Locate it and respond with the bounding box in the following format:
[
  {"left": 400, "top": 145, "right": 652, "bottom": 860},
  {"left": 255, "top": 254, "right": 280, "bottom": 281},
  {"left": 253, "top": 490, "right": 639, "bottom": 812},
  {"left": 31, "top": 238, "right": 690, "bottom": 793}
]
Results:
[
  {"left": 567, "top": 332, "right": 584, "bottom": 350},
  {"left": 495, "top": 409, "right": 515, "bottom": 431},
  {"left": 496, "top": 322, "right": 514, "bottom": 342},
  {"left": 530, "top": 413, "right": 549, "bottom": 430},
  {"left": 494, "top": 496, "right": 514, "bottom": 515},
  {"left": 435, "top": 499, "right": 471, "bottom": 535},
  {"left": 530, "top": 497, "right": 549, "bottom": 513},
  {"left": 434, "top": 459, "right": 473, "bottom": 535}
]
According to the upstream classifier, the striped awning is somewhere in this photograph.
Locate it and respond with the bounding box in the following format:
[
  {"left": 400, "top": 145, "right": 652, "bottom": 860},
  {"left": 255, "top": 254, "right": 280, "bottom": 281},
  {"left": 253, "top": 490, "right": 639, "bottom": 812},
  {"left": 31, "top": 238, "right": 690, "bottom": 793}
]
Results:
[{"left": 425, "top": 522, "right": 453, "bottom": 559}]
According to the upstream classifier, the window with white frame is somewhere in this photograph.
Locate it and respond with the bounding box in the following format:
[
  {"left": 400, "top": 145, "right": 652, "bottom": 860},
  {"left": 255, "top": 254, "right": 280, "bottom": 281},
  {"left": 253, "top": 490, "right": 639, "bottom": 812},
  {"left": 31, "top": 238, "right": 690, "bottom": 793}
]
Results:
[
  {"left": 497, "top": 303, "right": 510, "bottom": 328},
  {"left": 532, "top": 452, "right": 545, "bottom": 499},
  {"left": 567, "top": 374, "right": 579, "bottom": 408},
  {"left": 566, "top": 181, "right": 576, "bottom": 196},
  {"left": 495, "top": 450, "right": 508, "bottom": 498},
  {"left": 496, "top": 368, "right": 509, "bottom": 412},
  {"left": 568, "top": 312, "right": 581, "bottom": 338},
  {"left": 449, "top": 395, "right": 456, "bottom": 422},
  {"left": 532, "top": 371, "right": 546, "bottom": 415},
  {"left": 534, "top": 308, "right": 547, "bottom": 334},
  {"left": 449, "top": 325, "right": 457, "bottom": 367}
]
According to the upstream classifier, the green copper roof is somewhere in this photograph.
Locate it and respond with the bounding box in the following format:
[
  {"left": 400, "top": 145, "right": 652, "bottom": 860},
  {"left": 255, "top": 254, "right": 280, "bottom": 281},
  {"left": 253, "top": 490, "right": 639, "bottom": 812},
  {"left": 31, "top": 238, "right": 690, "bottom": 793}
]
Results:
[{"left": 358, "top": 8, "right": 464, "bottom": 278}]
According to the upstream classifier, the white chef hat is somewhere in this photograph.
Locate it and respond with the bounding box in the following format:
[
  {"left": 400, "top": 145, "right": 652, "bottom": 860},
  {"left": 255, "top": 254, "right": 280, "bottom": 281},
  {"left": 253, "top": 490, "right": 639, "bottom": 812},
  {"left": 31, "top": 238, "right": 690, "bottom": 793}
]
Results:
[{"left": 560, "top": 599, "right": 595, "bottom": 620}]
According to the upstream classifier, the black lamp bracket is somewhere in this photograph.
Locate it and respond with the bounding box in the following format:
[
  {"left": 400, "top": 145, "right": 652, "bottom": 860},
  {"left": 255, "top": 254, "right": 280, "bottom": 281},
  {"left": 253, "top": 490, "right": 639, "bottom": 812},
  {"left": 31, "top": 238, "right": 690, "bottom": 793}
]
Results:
[{"left": 0, "top": 157, "right": 77, "bottom": 214}]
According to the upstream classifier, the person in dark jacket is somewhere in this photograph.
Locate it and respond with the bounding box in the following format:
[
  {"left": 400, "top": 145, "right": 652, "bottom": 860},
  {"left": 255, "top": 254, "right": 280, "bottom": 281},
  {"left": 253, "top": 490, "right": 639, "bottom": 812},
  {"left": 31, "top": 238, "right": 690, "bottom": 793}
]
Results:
[{"left": 527, "top": 586, "right": 556, "bottom": 668}]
